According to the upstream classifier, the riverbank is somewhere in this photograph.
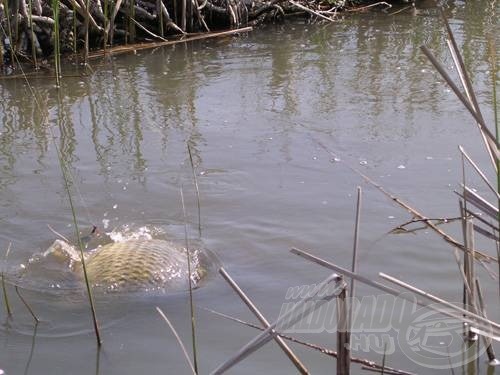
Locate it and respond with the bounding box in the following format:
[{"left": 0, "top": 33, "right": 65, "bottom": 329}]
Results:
[{"left": 0, "top": 0, "right": 393, "bottom": 71}]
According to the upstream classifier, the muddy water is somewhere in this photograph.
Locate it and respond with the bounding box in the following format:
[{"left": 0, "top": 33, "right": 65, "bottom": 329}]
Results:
[{"left": 0, "top": 1, "right": 498, "bottom": 373}]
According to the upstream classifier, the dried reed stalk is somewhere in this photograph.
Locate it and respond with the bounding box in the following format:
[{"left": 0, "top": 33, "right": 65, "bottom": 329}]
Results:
[
  {"left": 210, "top": 273, "right": 346, "bottom": 374},
  {"left": 219, "top": 267, "right": 309, "bottom": 374},
  {"left": 291, "top": 248, "right": 500, "bottom": 340},
  {"left": 205, "top": 308, "right": 416, "bottom": 375},
  {"left": 475, "top": 279, "right": 498, "bottom": 363},
  {"left": 336, "top": 286, "right": 350, "bottom": 374},
  {"left": 313, "top": 137, "right": 496, "bottom": 263},
  {"left": 88, "top": 27, "right": 252, "bottom": 59}
]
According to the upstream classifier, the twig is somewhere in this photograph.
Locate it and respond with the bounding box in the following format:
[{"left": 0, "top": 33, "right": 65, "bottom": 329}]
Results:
[
  {"left": 288, "top": 0, "right": 335, "bottom": 22},
  {"left": 347, "top": 2, "right": 391, "bottom": 12},
  {"left": 88, "top": 27, "right": 253, "bottom": 59},
  {"left": 129, "top": 16, "right": 167, "bottom": 41},
  {"left": 390, "top": 216, "right": 462, "bottom": 234}
]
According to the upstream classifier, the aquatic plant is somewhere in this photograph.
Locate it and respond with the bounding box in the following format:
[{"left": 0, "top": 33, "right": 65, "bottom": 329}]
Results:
[{"left": 1, "top": 243, "right": 12, "bottom": 317}]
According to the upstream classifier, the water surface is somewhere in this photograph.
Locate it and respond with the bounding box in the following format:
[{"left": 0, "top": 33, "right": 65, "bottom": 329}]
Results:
[{"left": 0, "top": 1, "right": 498, "bottom": 373}]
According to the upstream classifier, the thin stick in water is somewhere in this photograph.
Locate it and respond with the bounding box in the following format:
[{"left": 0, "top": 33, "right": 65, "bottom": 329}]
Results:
[
  {"left": 14, "top": 286, "right": 39, "bottom": 322},
  {"left": 156, "top": 307, "right": 197, "bottom": 375},
  {"left": 350, "top": 186, "right": 362, "bottom": 298},
  {"left": 209, "top": 273, "right": 346, "bottom": 374},
  {"left": 290, "top": 247, "right": 500, "bottom": 339},
  {"left": 337, "top": 286, "right": 350, "bottom": 374},
  {"left": 204, "top": 308, "right": 416, "bottom": 375},
  {"left": 219, "top": 267, "right": 309, "bottom": 374},
  {"left": 475, "top": 279, "right": 498, "bottom": 364}
]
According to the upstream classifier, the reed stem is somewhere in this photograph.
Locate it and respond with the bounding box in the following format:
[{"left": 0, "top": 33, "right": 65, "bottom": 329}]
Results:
[
  {"left": 180, "top": 187, "right": 198, "bottom": 373},
  {"left": 84, "top": 0, "right": 90, "bottom": 64},
  {"left": 1, "top": 243, "right": 12, "bottom": 317},
  {"left": 28, "top": 0, "right": 38, "bottom": 69},
  {"left": 15, "top": 286, "right": 39, "bottom": 322},
  {"left": 350, "top": 186, "right": 361, "bottom": 298},
  {"left": 336, "top": 286, "right": 350, "bottom": 374},
  {"left": 60, "top": 160, "right": 102, "bottom": 346},
  {"left": 51, "top": 0, "right": 61, "bottom": 86},
  {"left": 156, "top": 307, "right": 197, "bottom": 375},
  {"left": 219, "top": 267, "right": 309, "bottom": 374},
  {"left": 157, "top": 0, "right": 164, "bottom": 37},
  {"left": 2, "top": 0, "right": 14, "bottom": 65},
  {"left": 187, "top": 143, "right": 201, "bottom": 237}
]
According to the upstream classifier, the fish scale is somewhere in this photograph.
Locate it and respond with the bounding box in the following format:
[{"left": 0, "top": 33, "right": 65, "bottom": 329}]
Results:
[{"left": 79, "top": 239, "right": 202, "bottom": 293}]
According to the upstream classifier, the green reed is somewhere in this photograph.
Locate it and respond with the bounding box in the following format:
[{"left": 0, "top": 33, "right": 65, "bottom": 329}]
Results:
[
  {"left": 1, "top": 243, "right": 12, "bottom": 317},
  {"left": 72, "top": 1, "right": 77, "bottom": 53},
  {"left": 187, "top": 143, "right": 201, "bottom": 237},
  {"left": 84, "top": 0, "right": 90, "bottom": 64},
  {"left": 180, "top": 187, "right": 198, "bottom": 373},
  {"left": 157, "top": 0, "right": 164, "bottom": 37},
  {"left": 129, "top": 0, "right": 136, "bottom": 42},
  {"left": 103, "top": 0, "right": 108, "bottom": 51},
  {"left": 2, "top": 0, "right": 14, "bottom": 64},
  {"left": 59, "top": 157, "right": 102, "bottom": 346},
  {"left": 28, "top": 0, "right": 38, "bottom": 69},
  {"left": 52, "top": 100, "right": 101, "bottom": 345},
  {"left": 51, "top": 0, "right": 61, "bottom": 85}
]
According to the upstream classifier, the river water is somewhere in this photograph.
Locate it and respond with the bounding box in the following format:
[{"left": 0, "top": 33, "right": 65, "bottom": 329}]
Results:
[{"left": 0, "top": 0, "right": 498, "bottom": 373}]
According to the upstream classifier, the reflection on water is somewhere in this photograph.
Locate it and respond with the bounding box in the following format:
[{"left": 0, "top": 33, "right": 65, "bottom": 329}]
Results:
[
  {"left": 0, "top": 1, "right": 496, "bottom": 173},
  {"left": 0, "top": 0, "right": 498, "bottom": 374}
]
